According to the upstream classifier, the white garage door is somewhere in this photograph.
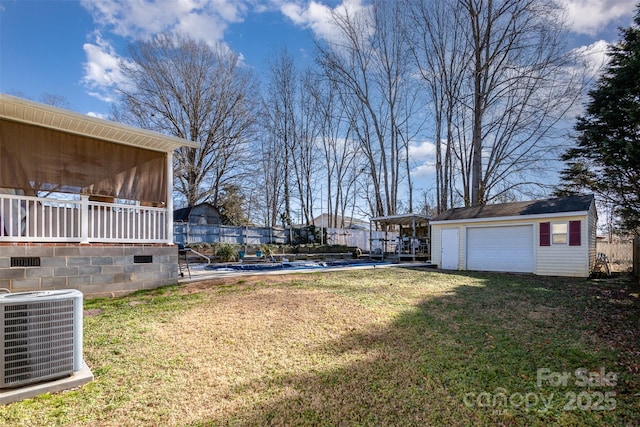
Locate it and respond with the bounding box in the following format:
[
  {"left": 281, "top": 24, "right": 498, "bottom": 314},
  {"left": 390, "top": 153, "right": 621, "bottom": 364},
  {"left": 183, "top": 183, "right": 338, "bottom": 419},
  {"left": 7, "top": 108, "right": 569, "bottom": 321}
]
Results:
[{"left": 466, "top": 225, "right": 534, "bottom": 273}]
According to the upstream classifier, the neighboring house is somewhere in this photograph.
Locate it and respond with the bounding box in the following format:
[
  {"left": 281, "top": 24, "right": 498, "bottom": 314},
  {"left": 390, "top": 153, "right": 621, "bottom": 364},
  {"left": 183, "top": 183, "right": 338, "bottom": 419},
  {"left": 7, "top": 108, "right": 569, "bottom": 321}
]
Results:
[
  {"left": 174, "top": 203, "right": 222, "bottom": 225},
  {"left": 430, "top": 195, "right": 597, "bottom": 277},
  {"left": 0, "top": 94, "right": 198, "bottom": 297},
  {"left": 312, "top": 213, "right": 369, "bottom": 230}
]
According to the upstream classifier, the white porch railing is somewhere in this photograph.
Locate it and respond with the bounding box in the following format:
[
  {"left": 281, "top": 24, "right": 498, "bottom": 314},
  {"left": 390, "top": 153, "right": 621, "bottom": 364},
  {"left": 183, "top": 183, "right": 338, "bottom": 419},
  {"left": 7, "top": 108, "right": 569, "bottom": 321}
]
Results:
[{"left": 0, "top": 193, "right": 168, "bottom": 243}]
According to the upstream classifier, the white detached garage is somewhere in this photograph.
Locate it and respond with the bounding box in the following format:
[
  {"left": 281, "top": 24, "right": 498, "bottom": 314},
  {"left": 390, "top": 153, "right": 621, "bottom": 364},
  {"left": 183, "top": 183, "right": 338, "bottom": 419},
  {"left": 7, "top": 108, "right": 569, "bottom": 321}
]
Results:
[{"left": 431, "top": 195, "right": 597, "bottom": 277}]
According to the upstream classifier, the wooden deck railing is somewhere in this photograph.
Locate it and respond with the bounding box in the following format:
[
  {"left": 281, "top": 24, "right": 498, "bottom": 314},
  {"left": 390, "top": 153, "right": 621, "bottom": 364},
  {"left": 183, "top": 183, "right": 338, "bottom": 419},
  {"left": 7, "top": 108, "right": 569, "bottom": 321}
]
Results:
[{"left": 0, "top": 193, "right": 168, "bottom": 243}]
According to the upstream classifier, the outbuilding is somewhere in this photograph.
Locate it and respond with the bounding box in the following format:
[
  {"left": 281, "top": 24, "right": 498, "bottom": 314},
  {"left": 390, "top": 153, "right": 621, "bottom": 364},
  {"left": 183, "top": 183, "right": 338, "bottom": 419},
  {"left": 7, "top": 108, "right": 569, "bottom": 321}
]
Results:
[
  {"left": 174, "top": 202, "right": 223, "bottom": 225},
  {"left": 430, "top": 195, "right": 597, "bottom": 277}
]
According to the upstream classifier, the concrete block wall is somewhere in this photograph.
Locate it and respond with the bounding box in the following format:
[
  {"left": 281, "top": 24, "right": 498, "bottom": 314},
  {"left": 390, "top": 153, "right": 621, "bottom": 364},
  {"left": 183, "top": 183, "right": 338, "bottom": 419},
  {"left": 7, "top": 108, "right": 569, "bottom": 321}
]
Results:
[{"left": 0, "top": 243, "right": 179, "bottom": 298}]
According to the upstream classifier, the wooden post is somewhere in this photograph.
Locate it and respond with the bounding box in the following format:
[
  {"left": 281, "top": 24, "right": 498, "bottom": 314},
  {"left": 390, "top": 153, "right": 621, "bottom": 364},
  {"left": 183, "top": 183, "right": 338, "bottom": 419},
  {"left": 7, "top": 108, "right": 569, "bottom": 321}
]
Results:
[
  {"left": 166, "top": 152, "right": 174, "bottom": 245},
  {"left": 80, "top": 195, "right": 89, "bottom": 244}
]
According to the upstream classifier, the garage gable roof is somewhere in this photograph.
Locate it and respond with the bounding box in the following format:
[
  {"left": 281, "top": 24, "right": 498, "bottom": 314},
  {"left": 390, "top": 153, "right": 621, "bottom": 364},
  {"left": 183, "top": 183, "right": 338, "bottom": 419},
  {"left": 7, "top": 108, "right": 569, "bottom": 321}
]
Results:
[{"left": 432, "top": 195, "right": 594, "bottom": 222}]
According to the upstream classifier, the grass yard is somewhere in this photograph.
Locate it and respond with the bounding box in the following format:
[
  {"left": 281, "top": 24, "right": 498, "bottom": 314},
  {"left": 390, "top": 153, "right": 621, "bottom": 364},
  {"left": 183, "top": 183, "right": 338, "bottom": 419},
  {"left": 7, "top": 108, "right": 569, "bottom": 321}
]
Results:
[{"left": 1, "top": 268, "right": 638, "bottom": 426}]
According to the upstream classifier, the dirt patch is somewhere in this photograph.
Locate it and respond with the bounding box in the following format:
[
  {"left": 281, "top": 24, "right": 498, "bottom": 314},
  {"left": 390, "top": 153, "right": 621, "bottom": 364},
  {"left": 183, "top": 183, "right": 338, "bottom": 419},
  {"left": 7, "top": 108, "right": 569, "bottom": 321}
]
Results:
[
  {"left": 526, "top": 305, "right": 562, "bottom": 322},
  {"left": 83, "top": 308, "right": 103, "bottom": 317},
  {"left": 180, "top": 273, "right": 313, "bottom": 292}
]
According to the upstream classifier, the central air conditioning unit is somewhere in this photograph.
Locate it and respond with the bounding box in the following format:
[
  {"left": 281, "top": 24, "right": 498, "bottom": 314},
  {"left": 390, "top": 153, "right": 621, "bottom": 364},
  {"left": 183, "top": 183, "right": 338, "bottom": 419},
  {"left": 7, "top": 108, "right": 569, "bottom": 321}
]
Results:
[{"left": 0, "top": 289, "right": 83, "bottom": 389}]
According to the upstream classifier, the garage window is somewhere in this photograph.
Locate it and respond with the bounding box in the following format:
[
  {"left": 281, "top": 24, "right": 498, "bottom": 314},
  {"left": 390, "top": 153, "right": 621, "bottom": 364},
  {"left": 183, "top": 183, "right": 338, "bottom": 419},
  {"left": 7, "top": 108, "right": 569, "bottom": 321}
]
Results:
[
  {"left": 540, "top": 221, "right": 582, "bottom": 246},
  {"left": 552, "top": 223, "right": 567, "bottom": 244}
]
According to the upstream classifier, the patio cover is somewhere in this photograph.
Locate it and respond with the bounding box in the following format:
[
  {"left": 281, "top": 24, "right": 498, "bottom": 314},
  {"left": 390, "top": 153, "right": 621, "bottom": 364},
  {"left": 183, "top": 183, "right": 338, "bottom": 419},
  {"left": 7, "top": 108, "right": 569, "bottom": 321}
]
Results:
[
  {"left": 0, "top": 94, "right": 199, "bottom": 204},
  {"left": 370, "top": 213, "right": 431, "bottom": 228},
  {"left": 1, "top": 119, "right": 167, "bottom": 203}
]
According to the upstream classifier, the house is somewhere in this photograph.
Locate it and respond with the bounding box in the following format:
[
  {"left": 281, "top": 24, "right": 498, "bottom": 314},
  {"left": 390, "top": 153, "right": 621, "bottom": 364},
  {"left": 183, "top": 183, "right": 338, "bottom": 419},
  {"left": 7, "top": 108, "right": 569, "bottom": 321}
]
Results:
[
  {"left": 430, "top": 195, "right": 597, "bottom": 277},
  {"left": 174, "top": 203, "right": 222, "bottom": 225},
  {"left": 312, "top": 213, "right": 370, "bottom": 230},
  {"left": 0, "top": 94, "right": 199, "bottom": 297}
]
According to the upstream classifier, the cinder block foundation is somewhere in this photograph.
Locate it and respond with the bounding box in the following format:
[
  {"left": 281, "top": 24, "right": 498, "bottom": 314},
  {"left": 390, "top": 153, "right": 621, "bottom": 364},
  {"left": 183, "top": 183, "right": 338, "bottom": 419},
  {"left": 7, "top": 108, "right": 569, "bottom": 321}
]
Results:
[{"left": 0, "top": 243, "right": 179, "bottom": 297}]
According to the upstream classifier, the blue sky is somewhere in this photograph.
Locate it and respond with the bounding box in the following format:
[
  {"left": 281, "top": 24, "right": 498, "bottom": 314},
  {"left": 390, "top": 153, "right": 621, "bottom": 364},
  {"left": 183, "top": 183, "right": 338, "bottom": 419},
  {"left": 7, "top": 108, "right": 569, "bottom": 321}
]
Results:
[
  {"left": 0, "top": 0, "right": 324, "bottom": 116},
  {"left": 1, "top": 0, "right": 636, "bottom": 117},
  {"left": 0, "top": 0, "right": 638, "bottom": 196}
]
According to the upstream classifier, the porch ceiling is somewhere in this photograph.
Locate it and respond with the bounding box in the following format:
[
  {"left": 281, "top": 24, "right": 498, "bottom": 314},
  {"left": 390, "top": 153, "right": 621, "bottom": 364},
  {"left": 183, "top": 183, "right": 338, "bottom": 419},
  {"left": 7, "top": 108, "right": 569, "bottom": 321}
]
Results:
[{"left": 0, "top": 94, "right": 199, "bottom": 152}]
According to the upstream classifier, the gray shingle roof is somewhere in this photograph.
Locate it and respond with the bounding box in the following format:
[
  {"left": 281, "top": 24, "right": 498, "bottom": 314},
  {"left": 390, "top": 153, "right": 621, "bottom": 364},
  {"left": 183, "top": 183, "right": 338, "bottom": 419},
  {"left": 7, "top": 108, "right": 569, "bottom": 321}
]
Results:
[{"left": 431, "top": 195, "right": 594, "bottom": 222}]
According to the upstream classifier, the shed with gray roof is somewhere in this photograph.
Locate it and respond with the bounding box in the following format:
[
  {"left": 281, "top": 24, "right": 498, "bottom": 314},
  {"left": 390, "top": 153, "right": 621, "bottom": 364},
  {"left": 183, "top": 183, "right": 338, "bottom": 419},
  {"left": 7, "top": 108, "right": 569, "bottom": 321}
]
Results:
[{"left": 430, "top": 195, "right": 597, "bottom": 277}]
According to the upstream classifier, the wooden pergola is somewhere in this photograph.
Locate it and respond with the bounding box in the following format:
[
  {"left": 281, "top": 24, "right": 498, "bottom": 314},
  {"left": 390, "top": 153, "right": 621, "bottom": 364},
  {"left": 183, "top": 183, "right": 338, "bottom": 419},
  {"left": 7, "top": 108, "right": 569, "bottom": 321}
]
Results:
[{"left": 369, "top": 213, "right": 431, "bottom": 261}]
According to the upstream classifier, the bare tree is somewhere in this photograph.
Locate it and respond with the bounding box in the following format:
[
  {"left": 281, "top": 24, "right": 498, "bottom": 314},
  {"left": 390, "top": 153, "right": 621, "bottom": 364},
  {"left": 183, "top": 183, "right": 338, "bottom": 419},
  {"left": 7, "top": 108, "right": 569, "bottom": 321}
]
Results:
[
  {"left": 262, "top": 50, "right": 330, "bottom": 228},
  {"left": 294, "top": 69, "right": 322, "bottom": 225},
  {"left": 262, "top": 48, "right": 299, "bottom": 229},
  {"left": 317, "top": 0, "right": 419, "bottom": 218},
  {"left": 408, "top": 0, "right": 583, "bottom": 207},
  {"left": 460, "top": 0, "right": 581, "bottom": 205},
  {"left": 39, "top": 93, "right": 71, "bottom": 109},
  {"left": 293, "top": 69, "right": 322, "bottom": 225},
  {"left": 308, "top": 75, "right": 362, "bottom": 228},
  {"left": 409, "top": 0, "right": 468, "bottom": 212},
  {"left": 114, "top": 33, "right": 257, "bottom": 207},
  {"left": 257, "top": 127, "right": 285, "bottom": 227},
  {"left": 7, "top": 91, "right": 71, "bottom": 110}
]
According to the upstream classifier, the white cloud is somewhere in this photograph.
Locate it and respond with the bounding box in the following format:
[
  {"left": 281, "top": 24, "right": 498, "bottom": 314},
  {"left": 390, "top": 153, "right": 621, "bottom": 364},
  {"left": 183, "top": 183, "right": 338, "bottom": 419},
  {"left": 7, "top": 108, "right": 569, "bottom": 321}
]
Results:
[
  {"left": 175, "top": 9, "right": 226, "bottom": 42},
  {"left": 411, "top": 162, "right": 436, "bottom": 178},
  {"left": 408, "top": 140, "right": 437, "bottom": 178},
  {"left": 86, "top": 111, "right": 109, "bottom": 119},
  {"left": 409, "top": 140, "right": 436, "bottom": 162},
  {"left": 278, "top": 0, "right": 371, "bottom": 42},
  {"left": 79, "top": 0, "right": 248, "bottom": 45},
  {"left": 81, "top": 33, "right": 131, "bottom": 102},
  {"left": 572, "top": 39, "right": 610, "bottom": 78},
  {"left": 559, "top": 0, "right": 635, "bottom": 35},
  {"left": 559, "top": 39, "right": 611, "bottom": 117},
  {"left": 79, "top": 0, "right": 252, "bottom": 103}
]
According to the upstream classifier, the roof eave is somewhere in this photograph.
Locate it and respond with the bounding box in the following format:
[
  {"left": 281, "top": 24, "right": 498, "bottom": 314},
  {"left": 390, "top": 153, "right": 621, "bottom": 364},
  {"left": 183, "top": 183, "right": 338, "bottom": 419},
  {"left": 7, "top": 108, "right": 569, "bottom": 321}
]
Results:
[
  {"left": 430, "top": 210, "right": 592, "bottom": 225},
  {"left": 0, "top": 94, "right": 199, "bottom": 152},
  {"left": 370, "top": 214, "right": 431, "bottom": 222}
]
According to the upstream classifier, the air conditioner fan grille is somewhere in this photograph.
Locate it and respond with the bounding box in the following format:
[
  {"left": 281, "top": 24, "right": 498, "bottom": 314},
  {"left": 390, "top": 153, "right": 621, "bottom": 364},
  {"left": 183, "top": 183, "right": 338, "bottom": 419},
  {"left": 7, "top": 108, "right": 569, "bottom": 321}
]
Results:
[{"left": 1, "top": 298, "right": 75, "bottom": 388}]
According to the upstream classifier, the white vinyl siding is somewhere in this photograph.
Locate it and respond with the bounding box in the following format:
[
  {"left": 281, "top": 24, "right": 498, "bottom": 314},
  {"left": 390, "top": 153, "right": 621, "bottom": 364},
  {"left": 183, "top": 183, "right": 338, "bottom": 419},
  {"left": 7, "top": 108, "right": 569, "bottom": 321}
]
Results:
[
  {"left": 535, "top": 215, "right": 590, "bottom": 277},
  {"left": 431, "top": 227, "right": 442, "bottom": 267},
  {"left": 588, "top": 203, "right": 598, "bottom": 272}
]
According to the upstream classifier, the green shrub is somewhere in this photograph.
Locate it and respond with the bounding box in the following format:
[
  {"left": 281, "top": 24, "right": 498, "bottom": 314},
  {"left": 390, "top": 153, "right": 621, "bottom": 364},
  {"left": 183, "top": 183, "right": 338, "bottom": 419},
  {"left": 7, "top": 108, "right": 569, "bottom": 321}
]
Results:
[
  {"left": 215, "top": 243, "right": 237, "bottom": 262},
  {"left": 259, "top": 244, "right": 275, "bottom": 257}
]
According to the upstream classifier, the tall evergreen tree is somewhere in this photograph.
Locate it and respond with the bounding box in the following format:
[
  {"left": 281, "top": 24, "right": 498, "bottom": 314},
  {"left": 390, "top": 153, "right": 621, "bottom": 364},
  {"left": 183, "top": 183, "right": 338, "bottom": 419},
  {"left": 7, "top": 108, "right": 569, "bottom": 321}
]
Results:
[{"left": 557, "top": 8, "right": 640, "bottom": 233}]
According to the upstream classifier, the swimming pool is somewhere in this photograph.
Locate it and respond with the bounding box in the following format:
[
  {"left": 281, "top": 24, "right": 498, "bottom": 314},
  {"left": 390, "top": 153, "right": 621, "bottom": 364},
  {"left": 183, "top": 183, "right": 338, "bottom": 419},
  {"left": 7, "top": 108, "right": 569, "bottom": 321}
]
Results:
[{"left": 205, "top": 259, "right": 393, "bottom": 272}]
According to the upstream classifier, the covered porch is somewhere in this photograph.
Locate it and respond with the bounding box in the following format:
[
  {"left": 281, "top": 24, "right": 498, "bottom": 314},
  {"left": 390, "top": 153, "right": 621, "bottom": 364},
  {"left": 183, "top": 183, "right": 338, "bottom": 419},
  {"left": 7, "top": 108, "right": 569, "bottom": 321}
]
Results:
[{"left": 0, "top": 94, "right": 198, "bottom": 296}]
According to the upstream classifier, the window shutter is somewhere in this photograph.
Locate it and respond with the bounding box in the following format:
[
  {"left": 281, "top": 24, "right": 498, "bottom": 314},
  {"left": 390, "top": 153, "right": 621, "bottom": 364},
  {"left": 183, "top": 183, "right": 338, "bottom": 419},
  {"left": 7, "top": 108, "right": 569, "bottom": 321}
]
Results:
[
  {"left": 540, "top": 222, "right": 550, "bottom": 246},
  {"left": 569, "top": 220, "right": 581, "bottom": 246}
]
